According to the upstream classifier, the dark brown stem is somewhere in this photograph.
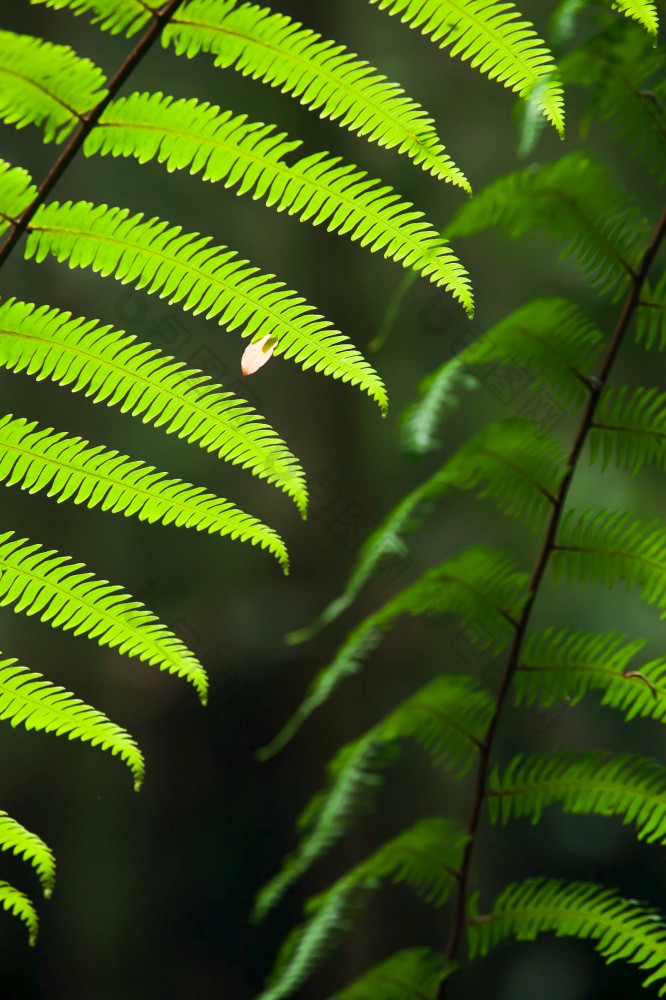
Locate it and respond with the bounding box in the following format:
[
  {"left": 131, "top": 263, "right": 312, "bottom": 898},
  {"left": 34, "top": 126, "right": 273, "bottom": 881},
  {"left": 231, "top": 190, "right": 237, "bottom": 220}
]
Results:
[
  {"left": 0, "top": 0, "right": 186, "bottom": 270},
  {"left": 438, "top": 204, "right": 666, "bottom": 998}
]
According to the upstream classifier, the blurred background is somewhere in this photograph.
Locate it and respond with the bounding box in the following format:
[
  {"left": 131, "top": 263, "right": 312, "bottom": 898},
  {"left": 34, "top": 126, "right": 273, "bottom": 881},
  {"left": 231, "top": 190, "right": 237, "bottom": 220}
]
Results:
[{"left": 0, "top": 1, "right": 664, "bottom": 998}]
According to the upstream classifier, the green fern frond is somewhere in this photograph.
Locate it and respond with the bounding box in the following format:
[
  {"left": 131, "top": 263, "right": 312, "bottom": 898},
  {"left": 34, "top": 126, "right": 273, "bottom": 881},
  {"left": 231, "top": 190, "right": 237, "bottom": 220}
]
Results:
[
  {"left": 460, "top": 297, "right": 602, "bottom": 406},
  {"left": 85, "top": 91, "right": 472, "bottom": 297},
  {"left": 609, "top": 0, "right": 659, "bottom": 34},
  {"left": 0, "top": 297, "right": 306, "bottom": 513},
  {"left": 467, "top": 879, "right": 666, "bottom": 993},
  {"left": 0, "top": 531, "right": 208, "bottom": 702},
  {"left": 370, "top": 0, "right": 564, "bottom": 134},
  {"left": 561, "top": 24, "right": 665, "bottom": 180},
  {"left": 637, "top": 270, "right": 666, "bottom": 352},
  {"left": 488, "top": 751, "right": 666, "bottom": 844},
  {"left": 260, "top": 819, "right": 467, "bottom": 1000},
  {"left": 30, "top": 0, "right": 155, "bottom": 37},
  {"left": 329, "top": 947, "right": 450, "bottom": 1000},
  {"left": 0, "top": 655, "right": 144, "bottom": 789},
  {"left": 0, "top": 413, "right": 288, "bottom": 569},
  {"left": 0, "top": 30, "right": 106, "bottom": 142},
  {"left": 515, "top": 627, "right": 666, "bottom": 725},
  {"left": 0, "top": 880, "right": 38, "bottom": 945},
  {"left": 265, "top": 546, "right": 526, "bottom": 756},
  {"left": 0, "top": 812, "right": 55, "bottom": 898},
  {"left": 446, "top": 153, "right": 649, "bottom": 297},
  {"left": 161, "top": 0, "right": 464, "bottom": 185},
  {"left": 254, "top": 676, "right": 491, "bottom": 919},
  {"left": 0, "top": 160, "right": 38, "bottom": 236},
  {"left": 445, "top": 418, "right": 565, "bottom": 528},
  {"left": 26, "top": 200, "right": 388, "bottom": 413},
  {"left": 590, "top": 386, "right": 666, "bottom": 476},
  {"left": 290, "top": 416, "right": 560, "bottom": 644},
  {"left": 554, "top": 509, "right": 666, "bottom": 616},
  {"left": 400, "top": 357, "right": 479, "bottom": 455}
]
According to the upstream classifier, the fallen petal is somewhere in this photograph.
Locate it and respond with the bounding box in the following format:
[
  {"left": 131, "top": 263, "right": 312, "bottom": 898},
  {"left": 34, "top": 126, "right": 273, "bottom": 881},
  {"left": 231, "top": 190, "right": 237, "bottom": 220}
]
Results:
[{"left": 241, "top": 335, "right": 277, "bottom": 376}]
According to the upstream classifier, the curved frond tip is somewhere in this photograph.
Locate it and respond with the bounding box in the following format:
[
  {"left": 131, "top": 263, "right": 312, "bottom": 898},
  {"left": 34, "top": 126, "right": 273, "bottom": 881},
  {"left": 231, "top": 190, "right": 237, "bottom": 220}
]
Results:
[
  {"left": 26, "top": 200, "right": 389, "bottom": 414},
  {"left": 0, "top": 811, "right": 55, "bottom": 898},
  {"left": 0, "top": 531, "right": 209, "bottom": 703},
  {"left": 370, "top": 0, "right": 565, "bottom": 134},
  {"left": 0, "top": 412, "right": 289, "bottom": 571},
  {"left": 0, "top": 655, "right": 144, "bottom": 789},
  {"left": 0, "top": 881, "right": 38, "bottom": 945}
]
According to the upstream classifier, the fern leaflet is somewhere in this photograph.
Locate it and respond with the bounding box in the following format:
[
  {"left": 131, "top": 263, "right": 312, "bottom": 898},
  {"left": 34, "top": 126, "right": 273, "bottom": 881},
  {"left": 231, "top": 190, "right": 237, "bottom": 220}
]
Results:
[
  {"left": 468, "top": 879, "right": 666, "bottom": 994},
  {"left": 254, "top": 675, "right": 491, "bottom": 918},
  {"left": 0, "top": 413, "right": 288, "bottom": 569},
  {"left": 30, "top": 0, "right": 156, "bottom": 37},
  {"left": 370, "top": 0, "right": 564, "bottom": 133},
  {"left": 25, "top": 199, "right": 389, "bottom": 413},
  {"left": 0, "top": 811, "right": 55, "bottom": 898},
  {"left": 0, "top": 531, "right": 208, "bottom": 702},
  {"left": 488, "top": 751, "right": 666, "bottom": 844},
  {"left": 328, "top": 947, "right": 450, "bottom": 1000},
  {"left": 590, "top": 386, "right": 666, "bottom": 476},
  {"left": 0, "top": 29, "right": 107, "bottom": 142},
  {"left": 0, "top": 655, "right": 144, "bottom": 788},
  {"left": 0, "top": 881, "right": 38, "bottom": 946}
]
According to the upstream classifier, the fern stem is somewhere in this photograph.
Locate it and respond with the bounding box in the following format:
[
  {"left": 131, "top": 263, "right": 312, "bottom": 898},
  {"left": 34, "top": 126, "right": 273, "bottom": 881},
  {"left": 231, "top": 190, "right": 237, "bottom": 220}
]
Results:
[
  {"left": 0, "top": 0, "right": 186, "bottom": 270},
  {"left": 439, "top": 204, "right": 666, "bottom": 997}
]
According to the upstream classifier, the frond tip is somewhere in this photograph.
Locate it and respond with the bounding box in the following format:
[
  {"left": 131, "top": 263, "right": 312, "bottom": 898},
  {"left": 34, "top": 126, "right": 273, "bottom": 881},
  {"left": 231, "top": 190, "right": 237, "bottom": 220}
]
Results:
[
  {"left": 0, "top": 655, "right": 145, "bottom": 789},
  {"left": 0, "top": 812, "right": 55, "bottom": 898},
  {"left": 26, "top": 200, "right": 389, "bottom": 414},
  {"left": 468, "top": 879, "right": 666, "bottom": 994},
  {"left": 0, "top": 881, "right": 39, "bottom": 945},
  {"left": 370, "top": 0, "right": 565, "bottom": 134}
]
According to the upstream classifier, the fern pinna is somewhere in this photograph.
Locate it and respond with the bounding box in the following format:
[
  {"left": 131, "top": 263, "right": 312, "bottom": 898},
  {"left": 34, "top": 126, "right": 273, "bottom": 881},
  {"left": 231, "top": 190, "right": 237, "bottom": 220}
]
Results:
[
  {"left": 257, "top": 6, "right": 666, "bottom": 1000},
  {"left": 0, "top": 0, "right": 569, "bottom": 956}
]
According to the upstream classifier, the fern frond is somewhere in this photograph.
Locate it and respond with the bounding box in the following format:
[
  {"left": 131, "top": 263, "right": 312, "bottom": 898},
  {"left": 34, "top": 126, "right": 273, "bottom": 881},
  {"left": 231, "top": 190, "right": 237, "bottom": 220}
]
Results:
[
  {"left": 554, "top": 510, "right": 666, "bottom": 615},
  {"left": 161, "top": 0, "right": 464, "bottom": 184},
  {"left": 0, "top": 881, "right": 38, "bottom": 945},
  {"left": 290, "top": 416, "right": 560, "bottom": 644},
  {"left": 637, "top": 270, "right": 666, "bottom": 352},
  {"left": 30, "top": 0, "right": 155, "bottom": 37},
  {"left": 488, "top": 751, "right": 666, "bottom": 844},
  {"left": 0, "top": 812, "right": 55, "bottom": 898},
  {"left": 0, "top": 161, "right": 38, "bottom": 236},
  {"left": 400, "top": 357, "right": 478, "bottom": 455},
  {"left": 370, "top": 0, "right": 564, "bottom": 134},
  {"left": 85, "top": 91, "right": 472, "bottom": 298},
  {"left": 0, "top": 655, "right": 144, "bottom": 789},
  {"left": 254, "top": 676, "right": 491, "bottom": 919},
  {"left": 0, "top": 30, "right": 106, "bottom": 143},
  {"left": 446, "top": 153, "right": 649, "bottom": 297},
  {"left": 266, "top": 546, "right": 525, "bottom": 755},
  {"left": 0, "top": 531, "right": 208, "bottom": 702},
  {"left": 461, "top": 297, "right": 602, "bottom": 406},
  {"left": 515, "top": 627, "right": 666, "bottom": 726},
  {"left": 590, "top": 386, "right": 666, "bottom": 476},
  {"left": 608, "top": 0, "right": 659, "bottom": 34},
  {"left": 468, "top": 879, "right": 666, "bottom": 994},
  {"left": 260, "top": 819, "right": 467, "bottom": 1000},
  {"left": 328, "top": 947, "right": 450, "bottom": 1000},
  {"left": 0, "top": 298, "right": 306, "bottom": 513},
  {"left": 0, "top": 413, "right": 288, "bottom": 569},
  {"left": 26, "top": 200, "right": 388, "bottom": 413},
  {"left": 561, "top": 24, "right": 665, "bottom": 180}
]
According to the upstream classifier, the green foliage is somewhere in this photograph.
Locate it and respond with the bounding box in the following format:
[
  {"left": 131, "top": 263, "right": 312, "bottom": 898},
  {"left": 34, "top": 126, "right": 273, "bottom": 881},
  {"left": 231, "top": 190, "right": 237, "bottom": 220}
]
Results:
[
  {"left": 2, "top": 0, "right": 569, "bottom": 948},
  {"left": 259, "top": 5, "right": 666, "bottom": 998}
]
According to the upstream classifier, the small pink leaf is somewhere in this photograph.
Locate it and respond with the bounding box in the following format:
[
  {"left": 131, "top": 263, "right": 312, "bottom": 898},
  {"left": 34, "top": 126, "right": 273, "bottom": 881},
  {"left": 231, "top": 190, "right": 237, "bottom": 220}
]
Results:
[{"left": 241, "top": 335, "right": 277, "bottom": 376}]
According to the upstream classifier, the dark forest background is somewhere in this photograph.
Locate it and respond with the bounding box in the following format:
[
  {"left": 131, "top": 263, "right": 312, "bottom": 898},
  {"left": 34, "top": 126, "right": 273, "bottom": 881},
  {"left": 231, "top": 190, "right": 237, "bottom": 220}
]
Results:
[{"left": 0, "top": 2, "right": 664, "bottom": 998}]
